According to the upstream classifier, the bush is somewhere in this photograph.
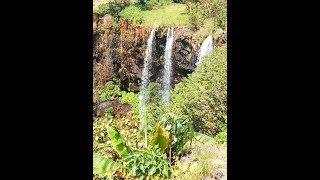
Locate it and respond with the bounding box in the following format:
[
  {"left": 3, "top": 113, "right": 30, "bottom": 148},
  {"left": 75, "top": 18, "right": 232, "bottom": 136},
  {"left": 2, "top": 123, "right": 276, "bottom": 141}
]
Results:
[
  {"left": 186, "top": 0, "right": 227, "bottom": 31},
  {"left": 123, "top": 146, "right": 170, "bottom": 179},
  {"left": 159, "top": 113, "right": 194, "bottom": 162},
  {"left": 186, "top": 2, "right": 206, "bottom": 30},
  {"left": 96, "top": 0, "right": 131, "bottom": 20},
  {"left": 120, "top": 91, "right": 139, "bottom": 115},
  {"left": 119, "top": 5, "right": 143, "bottom": 24},
  {"left": 96, "top": 3, "right": 111, "bottom": 16},
  {"left": 169, "top": 45, "right": 227, "bottom": 136},
  {"left": 99, "top": 81, "right": 122, "bottom": 102}
]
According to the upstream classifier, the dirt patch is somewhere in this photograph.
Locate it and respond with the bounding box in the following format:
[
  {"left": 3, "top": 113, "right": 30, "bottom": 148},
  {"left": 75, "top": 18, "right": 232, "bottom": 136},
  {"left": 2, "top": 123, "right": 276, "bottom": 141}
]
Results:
[{"left": 177, "top": 143, "right": 227, "bottom": 179}]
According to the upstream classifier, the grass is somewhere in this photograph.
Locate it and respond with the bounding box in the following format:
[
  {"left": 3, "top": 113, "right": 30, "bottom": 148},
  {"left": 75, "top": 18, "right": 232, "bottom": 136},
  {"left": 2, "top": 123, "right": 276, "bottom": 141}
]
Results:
[
  {"left": 141, "top": 3, "right": 189, "bottom": 28},
  {"left": 93, "top": 3, "right": 190, "bottom": 28},
  {"left": 93, "top": 0, "right": 138, "bottom": 13}
]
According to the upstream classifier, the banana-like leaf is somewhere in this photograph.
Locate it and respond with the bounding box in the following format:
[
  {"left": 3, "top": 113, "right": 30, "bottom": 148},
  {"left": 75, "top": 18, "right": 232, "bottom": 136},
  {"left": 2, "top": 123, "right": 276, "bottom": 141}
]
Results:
[
  {"left": 193, "top": 132, "right": 215, "bottom": 145},
  {"left": 151, "top": 123, "right": 169, "bottom": 153},
  {"left": 93, "top": 153, "right": 121, "bottom": 175},
  {"left": 107, "top": 126, "right": 131, "bottom": 157}
]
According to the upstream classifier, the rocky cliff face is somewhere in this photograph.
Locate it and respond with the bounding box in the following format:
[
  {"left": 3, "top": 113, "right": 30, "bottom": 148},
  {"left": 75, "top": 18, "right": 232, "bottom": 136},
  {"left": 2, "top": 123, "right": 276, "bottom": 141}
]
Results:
[{"left": 93, "top": 13, "right": 226, "bottom": 92}]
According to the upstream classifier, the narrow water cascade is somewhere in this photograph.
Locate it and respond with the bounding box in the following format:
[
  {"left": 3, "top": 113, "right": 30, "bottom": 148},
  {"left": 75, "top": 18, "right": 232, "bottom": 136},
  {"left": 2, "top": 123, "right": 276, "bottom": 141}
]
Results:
[
  {"left": 162, "top": 27, "right": 174, "bottom": 105},
  {"left": 139, "top": 29, "right": 155, "bottom": 130},
  {"left": 196, "top": 35, "right": 213, "bottom": 66}
]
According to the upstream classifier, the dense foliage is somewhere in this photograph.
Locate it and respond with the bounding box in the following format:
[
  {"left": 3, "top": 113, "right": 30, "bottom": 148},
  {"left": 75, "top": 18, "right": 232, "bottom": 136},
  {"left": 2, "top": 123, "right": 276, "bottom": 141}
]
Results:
[
  {"left": 186, "top": 0, "right": 227, "bottom": 31},
  {"left": 99, "top": 81, "right": 122, "bottom": 102},
  {"left": 97, "top": 0, "right": 130, "bottom": 19},
  {"left": 94, "top": 124, "right": 171, "bottom": 179},
  {"left": 159, "top": 113, "right": 194, "bottom": 162},
  {"left": 119, "top": 5, "right": 143, "bottom": 24},
  {"left": 123, "top": 146, "right": 170, "bottom": 179},
  {"left": 120, "top": 91, "right": 139, "bottom": 115},
  {"left": 170, "top": 45, "right": 227, "bottom": 137},
  {"left": 93, "top": 1, "right": 227, "bottom": 179}
]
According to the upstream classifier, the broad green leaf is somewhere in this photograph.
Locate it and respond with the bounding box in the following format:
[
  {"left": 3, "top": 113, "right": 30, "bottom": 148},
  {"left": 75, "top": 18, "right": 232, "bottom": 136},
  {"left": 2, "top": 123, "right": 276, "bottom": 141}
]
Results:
[
  {"left": 193, "top": 132, "right": 215, "bottom": 145},
  {"left": 163, "top": 164, "right": 169, "bottom": 177},
  {"left": 107, "top": 126, "right": 131, "bottom": 157},
  {"left": 148, "top": 166, "right": 156, "bottom": 175},
  {"left": 93, "top": 153, "right": 121, "bottom": 175},
  {"left": 151, "top": 123, "right": 169, "bottom": 153}
]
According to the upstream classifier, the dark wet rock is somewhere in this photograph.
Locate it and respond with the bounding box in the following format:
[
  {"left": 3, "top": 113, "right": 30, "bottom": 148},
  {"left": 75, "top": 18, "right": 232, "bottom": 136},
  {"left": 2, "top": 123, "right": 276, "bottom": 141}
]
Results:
[
  {"left": 93, "top": 16, "right": 199, "bottom": 91},
  {"left": 94, "top": 99, "right": 132, "bottom": 118},
  {"left": 172, "top": 27, "right": 197, "bottom": 84}
]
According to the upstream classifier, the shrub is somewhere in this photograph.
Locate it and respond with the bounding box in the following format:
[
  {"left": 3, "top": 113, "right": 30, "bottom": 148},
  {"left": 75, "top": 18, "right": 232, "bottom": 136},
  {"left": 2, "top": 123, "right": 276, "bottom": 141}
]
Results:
[
  {"left": 119, "top": 5, "right": 143, "bottom": 24},
  {"left": 159, "top": 113, "right": 194, "bottom": 162},
  {"left": 123, "top": 146, "right": 170, "bottom": 179},
  {"left": 97, "top": 0, "right": 131, "bottom": 20},
  {"left": 169, "top": 45, "right": 227, "bottom": 136},
  {"left": 94, "top": 126, "right": 170, "bottom": 179},
  {"left": 96, "top": 3, "right": 111, "bottom": 16},
  {"left": 186, "top": 0, "right": 227, "bottom": 31},
  {"left": 120, "top": 91, "right": 139, "bottom": 115},
  {"left": 99, "top": 81, "right": 122, "bottom": 102},
  {"left": 186, "top": 2, "right": 206, "bottom": 30}
]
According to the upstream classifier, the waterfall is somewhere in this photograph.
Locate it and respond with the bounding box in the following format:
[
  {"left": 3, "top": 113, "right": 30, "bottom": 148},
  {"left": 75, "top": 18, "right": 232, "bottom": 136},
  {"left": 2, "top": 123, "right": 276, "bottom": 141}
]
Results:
[
  {"left": 139, "top": 29, "right": 155, "bottom": 125},
  {"left": 196, "top": 35, "right": 213, "bottom": 66},
  {"left": 162, "top": 27, "right": 174, "bottom": 105}
]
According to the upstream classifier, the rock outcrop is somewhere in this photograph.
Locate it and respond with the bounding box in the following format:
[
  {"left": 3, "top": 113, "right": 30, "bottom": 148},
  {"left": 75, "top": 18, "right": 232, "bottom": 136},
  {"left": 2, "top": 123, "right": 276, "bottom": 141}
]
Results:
[
  {"left": 93, "top": 14, "right": 210, "bottom": 91},
  {"left": 94, "top": 98, "right": 132, "bottom": 118}
]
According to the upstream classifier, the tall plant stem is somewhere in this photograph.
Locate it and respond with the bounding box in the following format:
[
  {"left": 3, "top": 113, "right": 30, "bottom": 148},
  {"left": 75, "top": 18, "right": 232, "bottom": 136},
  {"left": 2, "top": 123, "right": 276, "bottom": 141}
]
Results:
[{"left": 144, "top": 110, "right": 148, "bottom": 148}]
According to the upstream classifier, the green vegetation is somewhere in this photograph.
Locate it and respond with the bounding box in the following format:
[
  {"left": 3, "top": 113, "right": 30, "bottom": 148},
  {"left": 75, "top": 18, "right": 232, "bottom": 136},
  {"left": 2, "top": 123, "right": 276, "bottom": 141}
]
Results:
[
  {"left": 93, "top": 154, "right": 121, "bottom": 176},
  {"left": 186, "top": 0, "right": 226, "bottom": 30},
  {"left": 123, "top": 146, "right": 170, "bottom": 179},
  {"left": 93, "top": 0, "right": 226, "bottom": 179},
  {"left": 141, "top": 4, "right": 189, "bottom": 28},
  {"left": 93, "top": 45, "right": 227, "bottom": 179},
  {"left": 94, "top": 80, "right": 139, "bottom": 115},
  {"left": 120, "top": 91, "right": 139, "bottom": 115},
  {"left": 159, "top": 113, "right": 194, "bottom": 162},
  {"left": 96, "top": 3, "right": 111, "bottom": 16},
  {"left": 170, "top": 45, "right": 227, "bottom": 137},
  {"left": 95, "top": 0, "right": 226, "bottom": 38},
  {"left": 94, "top": 125, "right": 171, "bottom": 179},
  {"left": 99, "top": 81, "right": 121, "bottom": 102},
  {"left": 96, "top": 0, "right": 130, "bottom": 19},
  {"left": 107, "top": 126, "right": 132, "bottom": 157},
  {"left": 119, "top": 5, "right": 143, "bottom": 24}
]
